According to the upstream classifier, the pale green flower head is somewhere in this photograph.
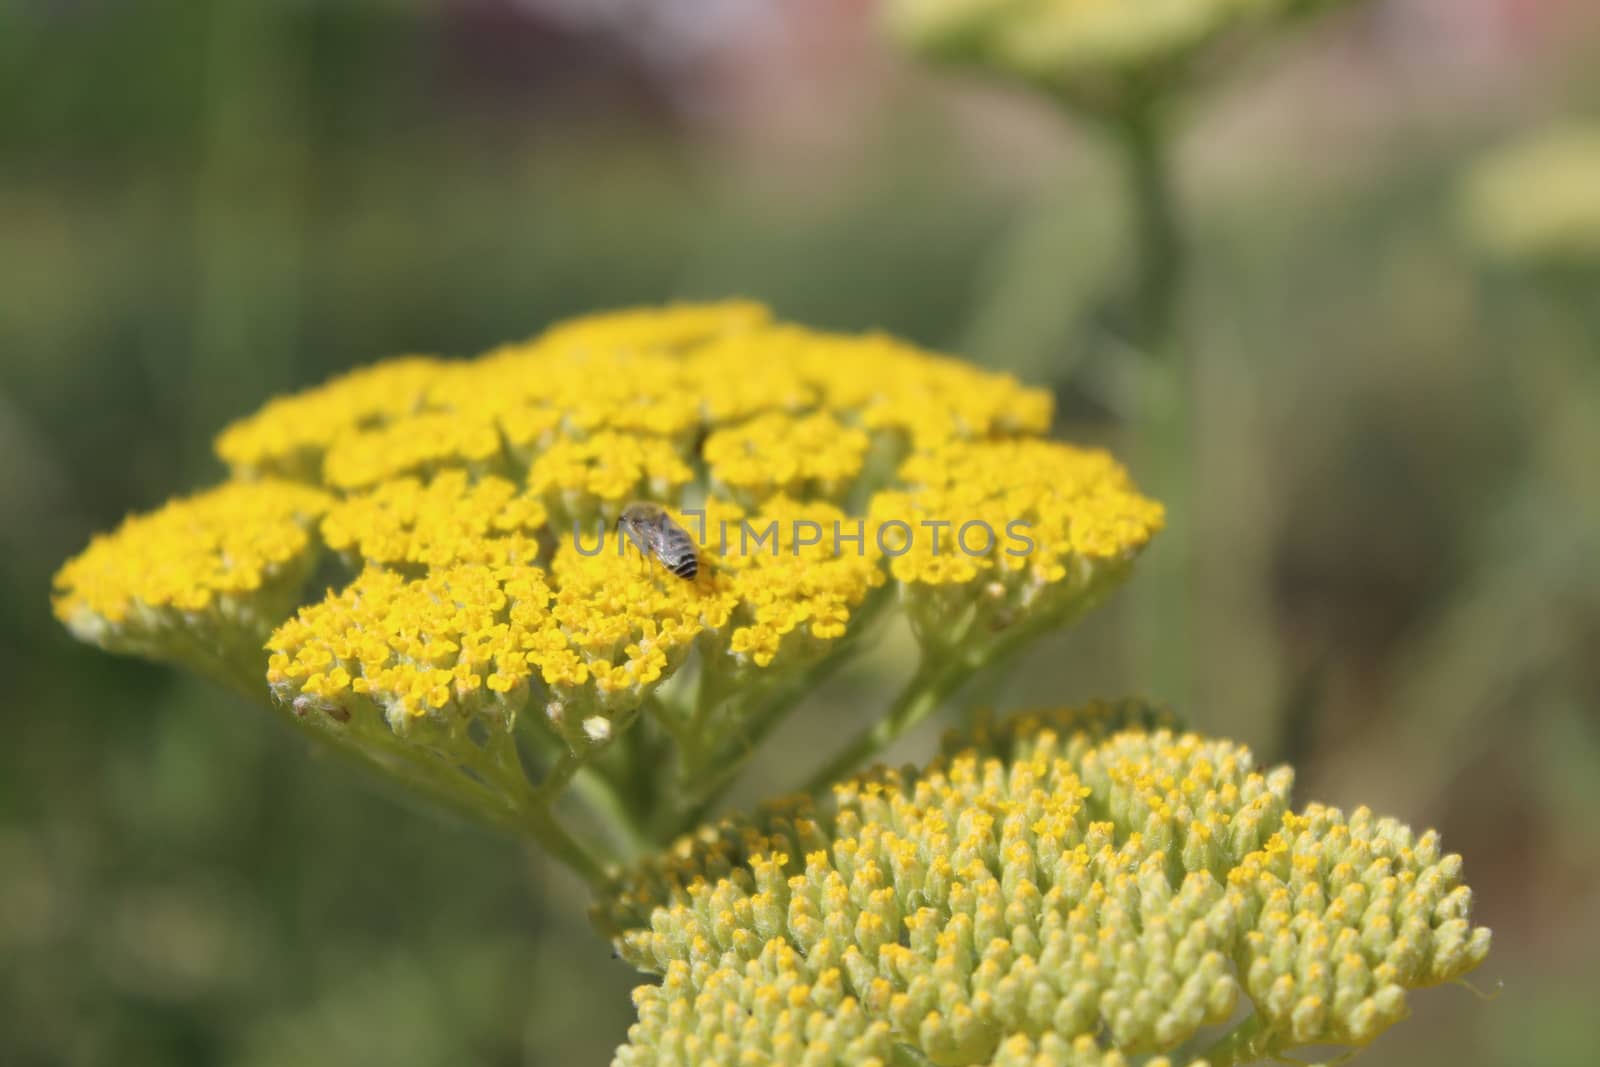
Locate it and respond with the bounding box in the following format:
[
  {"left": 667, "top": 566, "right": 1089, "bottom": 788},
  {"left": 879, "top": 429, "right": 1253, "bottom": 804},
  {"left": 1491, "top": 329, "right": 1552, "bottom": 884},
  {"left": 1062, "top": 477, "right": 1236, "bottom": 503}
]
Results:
[
  {"left": 886, "top": 0, "right": 1348, "bottom": 113},
  {"left": 1459, "top": 122, "right": 1600, "bottom": 267},
  {"left": 600, "top": 702, "right": 1491, "bottom": 1067}
]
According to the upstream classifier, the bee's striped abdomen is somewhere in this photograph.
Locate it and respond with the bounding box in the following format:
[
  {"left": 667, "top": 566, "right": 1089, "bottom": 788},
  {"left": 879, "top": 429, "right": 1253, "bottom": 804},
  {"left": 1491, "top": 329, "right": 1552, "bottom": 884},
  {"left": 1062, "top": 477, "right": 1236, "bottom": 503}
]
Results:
[{"left": 655, "top": 523, "right": 699, "bottom": 580}]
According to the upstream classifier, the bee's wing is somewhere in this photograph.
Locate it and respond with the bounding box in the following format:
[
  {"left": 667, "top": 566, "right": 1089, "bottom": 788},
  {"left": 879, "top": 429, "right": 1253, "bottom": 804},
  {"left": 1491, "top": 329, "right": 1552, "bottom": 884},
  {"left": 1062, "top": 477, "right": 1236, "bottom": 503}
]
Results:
[
  {"left": 642, "top": 523, "right": 677, "bottom": 556},
  {"left": 624, "top": 518, "right": 668, "bottom": 559},
  {"left": 618, "top": 518, "right": 655, "bottom": 557}
]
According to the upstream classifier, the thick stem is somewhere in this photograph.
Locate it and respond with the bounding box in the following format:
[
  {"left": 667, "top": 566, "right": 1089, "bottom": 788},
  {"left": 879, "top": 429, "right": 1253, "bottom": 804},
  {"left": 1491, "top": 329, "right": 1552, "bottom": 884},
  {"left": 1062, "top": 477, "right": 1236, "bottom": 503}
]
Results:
[
  {"left": 670, "top": 673, "right": 821, "bottom": 834},
  {"left": 799, "top": 577, "right": 1122, "bottom": 795},
  {"left": 358, "top": 728, "right": 526, "bottom": 834},
  {"left": 524, "top": 808, "right": 609, "bottom": 888},
  {"left": 1118, "top": 103, "right": 1194, "bottom": 712},
  {"left": 528, "top": 749, "right": 583, "bottom": 808},
  {"left": 1124, "top": 105, "right": 1182, "bottom": 354},
  {"left": 502, "top": 741, "right": 612, "bottom": 889},
  {"left": 675, "top": 650, "right": 865, "bottom": 829},
  {"left": 665, "top": 586, "right": 895, "bottom": 832},
  {"left": 571, "top": 763, "right": 655, "bottom": 859}
]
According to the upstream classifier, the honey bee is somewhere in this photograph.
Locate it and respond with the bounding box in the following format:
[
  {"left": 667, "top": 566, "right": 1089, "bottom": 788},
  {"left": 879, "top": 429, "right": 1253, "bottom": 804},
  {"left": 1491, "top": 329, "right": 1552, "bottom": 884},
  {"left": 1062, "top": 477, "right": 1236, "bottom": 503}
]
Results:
[{"left": 616, "top": 502, "right": 699, "bottom": 580}]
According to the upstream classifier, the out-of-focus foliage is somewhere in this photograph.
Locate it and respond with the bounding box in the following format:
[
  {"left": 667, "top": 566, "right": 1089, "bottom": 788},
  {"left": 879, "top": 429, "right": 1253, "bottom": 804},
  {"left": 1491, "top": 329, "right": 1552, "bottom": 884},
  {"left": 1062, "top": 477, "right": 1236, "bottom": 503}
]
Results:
[{"left": 3, "top": 1, "right": 1599, "bottom": 1065}]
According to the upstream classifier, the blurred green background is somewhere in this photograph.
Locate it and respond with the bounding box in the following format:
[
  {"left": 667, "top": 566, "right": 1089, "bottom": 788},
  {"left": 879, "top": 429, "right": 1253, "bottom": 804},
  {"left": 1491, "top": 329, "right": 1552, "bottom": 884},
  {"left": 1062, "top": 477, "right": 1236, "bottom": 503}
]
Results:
[{"left": 3, "top": 1, "right": 1599, "bottom": 1064}]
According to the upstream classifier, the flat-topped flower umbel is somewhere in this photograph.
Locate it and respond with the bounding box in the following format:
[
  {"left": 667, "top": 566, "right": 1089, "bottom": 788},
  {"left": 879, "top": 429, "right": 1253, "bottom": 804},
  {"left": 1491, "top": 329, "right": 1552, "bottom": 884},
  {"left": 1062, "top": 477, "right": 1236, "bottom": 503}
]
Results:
[{"left": 53, "top": 302, "right": 1161, "bottom": 869}]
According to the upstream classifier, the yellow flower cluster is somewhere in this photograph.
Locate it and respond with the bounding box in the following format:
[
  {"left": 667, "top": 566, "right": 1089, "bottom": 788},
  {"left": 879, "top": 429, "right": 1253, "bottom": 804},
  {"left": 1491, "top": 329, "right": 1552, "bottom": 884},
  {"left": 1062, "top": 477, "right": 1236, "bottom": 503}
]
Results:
[
  {"left": 1459, "top": 123, "right": 1600, "bottom": 266},
  {"left": 600, "top": 703, "right": 1490, "bottom": 1067},
  {"left": 267, "top": 542, "right": 724, "bottom": 747},
  {"left": 884, "top": 0, "right": 1336, "bottom": 108},
  {"left": 709, "top": 497, "right": 888, "bottom": 672},
  {"left": 321, "top": 470, "right": 547, "bottom": 570},
  {"left": 870, "top": 440, "right": 1163, "bottom": 651},
  {"left": 543, "top": 543, "right": 728, "bottom": 734},
  {"left": 52, "top": 481, "right": 330, "bottom": 668},
  {"left": 703, "top": 411, "right": 873, "bottom": 506},
  {"left": 213, "top": 307, "right": 1049, "bottom": 497},
  {"left": 322, "top": 409, "right": 508, "bottom": 491},
  {"left": 215, "top": 356, "right": 444, "bottom": 480},
  {"left": 267, "top": 563, "right": 549, "bottom": 724},
  {"left": 269, "top": 490, "right": 898, "bottom": 754},
  {"left": 54, "top": 301, "right": 1150, "bottom": 828},
  {"left": 528, "top": 432, "right": 695, "bottom": 525}
]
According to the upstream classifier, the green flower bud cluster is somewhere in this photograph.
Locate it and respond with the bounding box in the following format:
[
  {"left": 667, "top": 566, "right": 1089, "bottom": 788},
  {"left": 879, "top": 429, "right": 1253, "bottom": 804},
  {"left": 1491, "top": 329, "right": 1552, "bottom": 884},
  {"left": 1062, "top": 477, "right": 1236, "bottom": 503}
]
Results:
[
  {"left": 624, "top": 944, "right": 895, "bottom": 1067},
  {"left": 600, "top": 703, "right": 1490, "bottom": 1067}
]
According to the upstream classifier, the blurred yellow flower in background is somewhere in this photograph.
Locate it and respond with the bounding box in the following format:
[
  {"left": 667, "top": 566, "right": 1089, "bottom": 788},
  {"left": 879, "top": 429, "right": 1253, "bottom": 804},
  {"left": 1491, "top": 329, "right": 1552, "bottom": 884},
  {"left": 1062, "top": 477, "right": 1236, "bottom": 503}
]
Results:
[{"left": 1459, "top": 123, "right": 1600, "bottom": 266}]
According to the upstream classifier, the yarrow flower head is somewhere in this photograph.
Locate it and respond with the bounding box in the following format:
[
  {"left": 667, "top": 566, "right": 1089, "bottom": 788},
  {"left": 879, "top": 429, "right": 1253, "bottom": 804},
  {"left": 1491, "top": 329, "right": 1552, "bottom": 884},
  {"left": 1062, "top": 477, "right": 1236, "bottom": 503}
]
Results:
[
  {"left": 53, "top": 301, "right": 1156, "bottom": 846},
  {"left": 53, "top": 480, "right": 331, "bottom": 688},
  {"left": 884, "top": 0, "right": 1351, "bottom": 114},
  {"left": 1458, "top": 122, "right": 1600, "bottom": 268},
  {"left": 599, "top": 702, "right": 1492, "bottom": 1067},
  {"left": 872, "top": 439, "right": 1162, "bottom": 657}
]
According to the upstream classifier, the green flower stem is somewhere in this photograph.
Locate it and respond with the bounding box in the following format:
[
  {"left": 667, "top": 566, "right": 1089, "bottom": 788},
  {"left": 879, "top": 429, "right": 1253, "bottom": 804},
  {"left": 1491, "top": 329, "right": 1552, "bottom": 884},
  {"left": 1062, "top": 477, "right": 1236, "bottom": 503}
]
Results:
[
  {"left": 571, "top": 762, "right": 655, "bottom": 860},
  {"left": 527, "top": 748, "right": 583, "bottom": 807},
  {"left": 801, "top": 652, "right": 965, "bottom": 794},
  {"left": 283, "top": 703, "right": 611, "bottom": 889},
  {"left": 662, "top": 586, "right": 895, "bottom": 835},
  {"left": 479, "top": 736, "right": 612, "bottom": 888},
  {"left": 191, "top": 650, "right": 552, "bottom": 844},
  {"left": 800, "top": 574, "right": 1125, "bottom": 793},
  {"left": 677, "top": 662, "right": 733, "bottom": 783},
  {"left": 670, "top": 652, "right": 853, "bottom": 834},
  {"left": 1117, "top": 100, "right": 1193, "bottom": 713},
  {"left": 645, "top": 692, "right": 696, "bottom": 764},
  {"left": 1197, "top": 1012, "right": 1273, "bottom": 1067},
  {"left": 560, "top": 710, "right": 678, "bottom": 861},
  {"left": 524, "top": 807, "right": 609, "bottom": 888},
  {"left": 359, "top": 731, "right": 524, "bottom": 831},
  {"left": 1123, "top": 102, "right": 1182, "bottom": 350}
]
